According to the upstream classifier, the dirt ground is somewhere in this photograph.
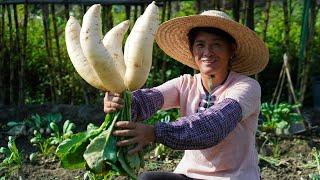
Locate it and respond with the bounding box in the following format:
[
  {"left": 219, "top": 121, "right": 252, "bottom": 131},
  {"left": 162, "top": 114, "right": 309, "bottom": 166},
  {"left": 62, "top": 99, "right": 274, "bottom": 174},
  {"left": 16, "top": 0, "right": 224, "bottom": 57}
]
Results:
[
  {"left": 1, "top": 129, "right": 320, "bottom": 180},
  {"left": 259, "top": 135, "right": 318, "bottom": 180}
]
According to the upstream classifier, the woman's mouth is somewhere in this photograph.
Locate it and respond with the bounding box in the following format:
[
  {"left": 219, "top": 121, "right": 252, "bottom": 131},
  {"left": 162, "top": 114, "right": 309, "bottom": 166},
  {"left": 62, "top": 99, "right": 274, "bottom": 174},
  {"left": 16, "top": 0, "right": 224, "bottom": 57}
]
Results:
[{"left": 201, "top": 58, "right": 217, "bottom": 63}]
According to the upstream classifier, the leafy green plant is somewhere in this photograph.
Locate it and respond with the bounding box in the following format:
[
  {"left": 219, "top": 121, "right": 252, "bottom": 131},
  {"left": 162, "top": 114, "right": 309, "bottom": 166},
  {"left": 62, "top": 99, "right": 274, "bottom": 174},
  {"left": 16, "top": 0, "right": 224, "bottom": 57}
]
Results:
[
  {"left": 30, "top": 130, "right": 56, "bottom": 159},
  {"left": 258, "top": 134, "right": 281, "bottom": 167},
  {"left": 49, "top": 120, "right": 76, "bottom": 145},
  {"left": 26, "top": 113, "right": 62, "bottom": 134},
  {"left": 260, "top": 102, "right": 303, "bottom": 134},
  {"left": 0, "top": 136, "right": 24, "bottom": 179},
  {"left": 148, "top": 111, "right": 177, "bottom": 159},
  {"left": 5, "top": 121, "right": 27, "bottom": 137},
  {"left": 55, "top": 91, "right": 144, "bottom": 179},
  {"left": 144, "top": 109, "right": 178, "bottom": 159},
  {"left": 145, "top": 109, "right": 179, "bottom": 125},
  {"left": 310, "top": 174, "right": 320, "bottom": 180},
  {"left": 309, "top": 148, "right": 320, "bottom": 180},
  {"left": 29, "top": 120, "right": 75, "bottom": 161},
  {"left": 83, "top": 170, "right": 116, "bottom": 180},
  {"left": 154, "top": 144, "right": 174, "bottom": 160},
  {"left": 5, "top": 113, "right": 63, "bottom": 137},
  {"left": 271, "top": 139, "right": 281, "bottom": 159}
]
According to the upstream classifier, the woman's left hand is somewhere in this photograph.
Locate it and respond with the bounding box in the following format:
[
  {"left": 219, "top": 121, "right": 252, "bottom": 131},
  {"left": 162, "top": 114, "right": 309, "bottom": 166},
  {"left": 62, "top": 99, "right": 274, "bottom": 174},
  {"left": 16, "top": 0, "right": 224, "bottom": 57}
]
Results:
[{"left": 113, "top": 121, "right": 155, "bottom": 155}]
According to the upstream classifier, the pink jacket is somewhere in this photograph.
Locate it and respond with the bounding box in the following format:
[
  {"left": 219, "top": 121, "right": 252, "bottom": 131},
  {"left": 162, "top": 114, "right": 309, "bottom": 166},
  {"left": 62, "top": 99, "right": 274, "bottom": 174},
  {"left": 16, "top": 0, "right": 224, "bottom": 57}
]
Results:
[{"left": 155, "top": 71, "right": 261, "bottom": 180}]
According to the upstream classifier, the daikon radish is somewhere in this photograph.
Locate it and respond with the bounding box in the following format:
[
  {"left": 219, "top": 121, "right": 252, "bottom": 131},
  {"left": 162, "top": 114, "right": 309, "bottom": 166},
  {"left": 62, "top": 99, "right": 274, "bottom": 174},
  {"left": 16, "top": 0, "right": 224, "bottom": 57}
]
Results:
[
  {"left": 80, "top": 4, "right": 126, "bottom": 93},
  {"left": 65, "top": 16, "right": 106, "bottom": 91},
  {"left": 102, "top": 20, "right": 130, "bottom": 79},
  {"left": 123, "top": 1, "right": 159, "bottom": 90}
]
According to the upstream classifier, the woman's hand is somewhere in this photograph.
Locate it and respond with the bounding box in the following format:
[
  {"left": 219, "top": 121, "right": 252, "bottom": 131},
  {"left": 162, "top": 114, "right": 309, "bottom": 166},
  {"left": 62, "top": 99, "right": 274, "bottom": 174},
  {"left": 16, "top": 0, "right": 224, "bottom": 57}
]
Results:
[
  {"left": 113, "top": 121, "right": 155, "bottom": 155},
  {"left": 103, "top": 91, "right": 124, "bottom": 113}
]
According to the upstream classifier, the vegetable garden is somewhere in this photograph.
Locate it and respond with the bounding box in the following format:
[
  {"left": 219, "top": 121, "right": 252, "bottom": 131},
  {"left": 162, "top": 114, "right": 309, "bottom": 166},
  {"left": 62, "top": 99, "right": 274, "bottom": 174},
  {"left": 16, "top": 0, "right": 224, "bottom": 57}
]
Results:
[{"left": 1, "top": 0, "right": 320, "bottom": 179}]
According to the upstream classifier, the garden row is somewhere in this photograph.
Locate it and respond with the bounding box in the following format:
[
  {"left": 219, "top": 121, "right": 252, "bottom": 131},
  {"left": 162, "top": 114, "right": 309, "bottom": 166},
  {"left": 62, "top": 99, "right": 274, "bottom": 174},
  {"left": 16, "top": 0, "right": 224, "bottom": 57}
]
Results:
[{"left": 1, "top": 102, "right": 320, "bottom": 179}]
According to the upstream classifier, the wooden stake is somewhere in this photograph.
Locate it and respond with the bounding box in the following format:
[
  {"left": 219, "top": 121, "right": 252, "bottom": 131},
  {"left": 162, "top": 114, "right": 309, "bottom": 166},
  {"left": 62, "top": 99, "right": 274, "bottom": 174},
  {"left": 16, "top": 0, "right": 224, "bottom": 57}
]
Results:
[
  {"left": 7, "top": 4, "right": 14, "bottom": 104},
  {"left": 283, "top": 54, "right": 300, "bottom": 111},
  {"left": 13, "top": 4, "right": 24, "bottom": 106},
  {"left": 0, "top": 5, "right": 5, "bottom": 105},
  {"left": 271, "top": 63, "right": 285, "bottom": 105}
]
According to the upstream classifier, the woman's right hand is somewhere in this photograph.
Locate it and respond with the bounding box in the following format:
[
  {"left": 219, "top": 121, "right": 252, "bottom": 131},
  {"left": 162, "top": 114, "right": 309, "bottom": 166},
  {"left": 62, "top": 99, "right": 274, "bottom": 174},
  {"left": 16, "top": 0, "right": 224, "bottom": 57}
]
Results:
[{"left": 103, "top": 92, "right": 124, "bottom": 113}]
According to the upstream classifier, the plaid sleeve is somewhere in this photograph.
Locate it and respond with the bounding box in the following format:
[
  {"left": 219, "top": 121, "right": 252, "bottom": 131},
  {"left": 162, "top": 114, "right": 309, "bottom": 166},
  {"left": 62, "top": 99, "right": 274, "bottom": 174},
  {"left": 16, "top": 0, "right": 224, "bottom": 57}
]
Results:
[
  {"left": 154, "top": 98, "right": 242, "bottom": 150},
  {"left": 131, "top": 88, "right": 164, "bottom": 121}
]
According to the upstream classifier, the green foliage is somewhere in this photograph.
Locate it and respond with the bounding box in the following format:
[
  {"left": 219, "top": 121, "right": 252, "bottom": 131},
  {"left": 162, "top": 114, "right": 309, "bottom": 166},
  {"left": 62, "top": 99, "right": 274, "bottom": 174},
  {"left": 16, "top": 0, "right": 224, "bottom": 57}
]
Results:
[
  {"left": 56, "top": 131, "right": 93, "bottom": 169},
  {"left": 172, "top": 1, "right": 196, "bottom": 18},
  {"left": 310, "top": 174, "right": 320, "bottom": 180},
  {"left": 145, "top": 109, "right": 179, "bottom": 125},
  {"left": 29, "top": 119, "right": 75, "bottom": 160},
  {"left": 5, "top": 113, "right": 62, "bottom": 137},
  {"left": 0, "top": 137, "right": 23, "bottom": 179},
  {"left": 260, "top": 102, "right": 303, "bottom": 134},
  {"left": 1, "top": 1, "right": 319, "bottom": 106},
  {"left": 49, "top": 120, "right": 76, "bottom": 145},
  {"left": 254, "top": 1, "right": 303, "bottom": 61},
  {"left": 144, "top": 110, "right": 178, "bottom": 160},
  {"left": 83, "top": 170, "right": 116, "bottom": 180},
  {"left": 30, "top": 130, "right": 56, "bottom": 158},
  {"left": 271, "top": 138, "right": 281, "bottom": 159},
  {"left": 154, "top": 144, "right": 170, "bottom": 159},
  {"left": 112, "top": 6, "right": 127, "bottom": 26},
  {"left": 308, "top": 148, "right": 320, "bottom": 179},
  {"left": 257, "top": 134, "right": 282, "bottom": 167},
  {"left": 28, "top": 113, "right": 62, "bottom": 130},
  {"left": 56, "top": 91, "right": 144, "bottom": 179},
  {"left": 83, "top": 121, "right": 118, "bottom": 174},
  {"left": 253, "top": 1, "right": 310, "bottom": 102},
  {"left": 5, "top": 121, "right": 27, "bottom": 137},
  {"left": 55, "top": 116, "right": 110, "bottom": 170}
]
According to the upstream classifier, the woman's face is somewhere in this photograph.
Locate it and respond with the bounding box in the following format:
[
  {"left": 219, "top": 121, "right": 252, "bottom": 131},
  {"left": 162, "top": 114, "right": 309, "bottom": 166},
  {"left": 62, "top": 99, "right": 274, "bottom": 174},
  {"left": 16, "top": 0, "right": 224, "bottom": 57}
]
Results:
[{"left": 192, "top": 31, "right": 235, "bottom": 77}]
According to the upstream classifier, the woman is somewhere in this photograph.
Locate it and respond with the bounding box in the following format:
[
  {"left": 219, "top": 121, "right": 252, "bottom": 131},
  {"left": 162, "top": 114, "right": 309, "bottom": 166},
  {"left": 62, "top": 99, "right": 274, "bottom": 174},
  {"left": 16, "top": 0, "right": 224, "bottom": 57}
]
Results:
[{"left": 104, "top": 10, "right": 268, "bottom": 180}]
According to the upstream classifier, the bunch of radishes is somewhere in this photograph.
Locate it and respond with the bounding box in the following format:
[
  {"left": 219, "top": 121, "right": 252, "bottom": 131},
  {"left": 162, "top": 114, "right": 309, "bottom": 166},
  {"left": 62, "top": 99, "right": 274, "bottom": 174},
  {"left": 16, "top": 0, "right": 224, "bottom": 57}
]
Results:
[
  {"left": 59, "top": 2, "right": 159, "bottom": 179},
  {"left": 65, "top": 1, "right": 159, "bottom": 93}
]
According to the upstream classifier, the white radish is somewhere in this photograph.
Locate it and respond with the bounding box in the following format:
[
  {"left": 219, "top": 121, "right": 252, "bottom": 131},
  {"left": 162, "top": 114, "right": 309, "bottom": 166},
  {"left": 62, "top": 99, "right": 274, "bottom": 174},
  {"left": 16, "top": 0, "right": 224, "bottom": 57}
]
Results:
[
  {"left": 65, "top": 16, "right": 106, "bottom": 91},
  {"left": 102, "top": 20, "right": 130, "bottom": 79},
  {"left": 80, "top": 4, "right": 126, "bottom": 93},
  {"left": 124, "top": 1, "right": 159, "bottom": 91}
]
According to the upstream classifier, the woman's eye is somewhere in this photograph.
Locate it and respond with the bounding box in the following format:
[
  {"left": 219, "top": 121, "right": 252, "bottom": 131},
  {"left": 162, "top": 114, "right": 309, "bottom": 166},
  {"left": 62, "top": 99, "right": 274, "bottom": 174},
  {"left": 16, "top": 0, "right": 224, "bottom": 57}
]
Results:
[
  {"left": 210, "top": 43, "right": 223, "bottom": 51},
  {"left": 212, "top": 43, "right": 221, "bottom": 47},
  {"left": 196, "top": 43, "right": 204, "bottom": 48}
]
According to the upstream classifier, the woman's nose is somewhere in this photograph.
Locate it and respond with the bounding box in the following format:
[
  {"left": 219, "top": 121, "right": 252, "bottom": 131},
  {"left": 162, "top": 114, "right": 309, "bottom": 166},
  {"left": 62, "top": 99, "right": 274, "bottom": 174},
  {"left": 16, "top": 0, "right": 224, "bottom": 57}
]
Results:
[{"left": 203, "top": 46, "right": 213, "bottom": 56}]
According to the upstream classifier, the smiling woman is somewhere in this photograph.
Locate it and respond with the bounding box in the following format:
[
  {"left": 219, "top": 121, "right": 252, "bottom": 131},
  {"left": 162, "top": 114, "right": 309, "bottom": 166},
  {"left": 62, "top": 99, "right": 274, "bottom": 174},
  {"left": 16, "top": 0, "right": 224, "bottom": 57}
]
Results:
[
  {"left": 104, "top": 10, "right": 269, "bottom": 180},
  {"left": 188, "top": 27, "right": 237, "bottom": 92}
]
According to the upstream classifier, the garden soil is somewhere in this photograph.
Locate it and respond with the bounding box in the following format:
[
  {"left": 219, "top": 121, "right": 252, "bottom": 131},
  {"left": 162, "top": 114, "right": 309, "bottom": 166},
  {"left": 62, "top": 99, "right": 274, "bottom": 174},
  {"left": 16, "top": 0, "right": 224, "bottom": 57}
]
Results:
[
  {"left": 1, "top": 105, "right": 319, "bottom": 179},
  {"left": 1, "top": 130, "right": 320, "bottom": 180}
]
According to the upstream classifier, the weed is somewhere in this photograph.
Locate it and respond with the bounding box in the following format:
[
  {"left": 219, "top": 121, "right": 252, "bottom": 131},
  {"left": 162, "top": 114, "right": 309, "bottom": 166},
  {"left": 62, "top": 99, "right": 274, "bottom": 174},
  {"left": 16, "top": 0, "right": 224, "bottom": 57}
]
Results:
[{"left": 0, "top": 136, "right": 25, "bottom": 179}]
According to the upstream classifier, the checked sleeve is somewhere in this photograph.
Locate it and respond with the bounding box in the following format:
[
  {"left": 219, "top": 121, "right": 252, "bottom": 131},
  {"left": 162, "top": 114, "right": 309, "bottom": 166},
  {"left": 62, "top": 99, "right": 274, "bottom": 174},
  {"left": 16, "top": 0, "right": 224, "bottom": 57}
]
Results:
[
  {"left": 131, "top": 88, "right": 164, "bottom": 121},
  {"left": 154, "top": 98, "right": 242, "bottom": 150}
]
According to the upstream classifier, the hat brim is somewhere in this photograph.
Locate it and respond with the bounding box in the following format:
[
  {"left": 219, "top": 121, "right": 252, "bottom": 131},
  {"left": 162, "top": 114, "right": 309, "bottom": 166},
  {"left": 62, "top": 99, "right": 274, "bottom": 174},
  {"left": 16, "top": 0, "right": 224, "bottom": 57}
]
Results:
[{"left": 155, "top": 15, "right": 269, "bottom": 76}]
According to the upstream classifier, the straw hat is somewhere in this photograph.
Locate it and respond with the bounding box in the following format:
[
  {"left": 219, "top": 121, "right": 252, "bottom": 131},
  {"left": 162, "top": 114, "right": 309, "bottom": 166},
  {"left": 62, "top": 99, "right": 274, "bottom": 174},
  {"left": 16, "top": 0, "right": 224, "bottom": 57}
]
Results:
[{"left": 155, "top": 10, "right": 269, "bottom": 76}]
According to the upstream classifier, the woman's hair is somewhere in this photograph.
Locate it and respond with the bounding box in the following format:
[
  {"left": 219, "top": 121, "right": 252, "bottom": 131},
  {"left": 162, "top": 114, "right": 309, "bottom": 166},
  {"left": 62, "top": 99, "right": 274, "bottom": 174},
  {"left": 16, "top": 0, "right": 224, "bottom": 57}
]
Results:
[{"left": 187, "top": 27, "right": 236, "bottom": 51}]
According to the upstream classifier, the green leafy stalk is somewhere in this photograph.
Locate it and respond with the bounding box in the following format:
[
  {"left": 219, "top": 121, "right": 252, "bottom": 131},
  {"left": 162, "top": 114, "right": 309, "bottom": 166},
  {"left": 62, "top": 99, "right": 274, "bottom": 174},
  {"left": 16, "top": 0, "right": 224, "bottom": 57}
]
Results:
[
  {"left": 313, "top": 148, "right": 320, "bottom": 175},
  {"left": 119, "top": 91, "right": 143, "bottom": 179},
  {"left": 83, "top": 111, "right": 120, "bottom": 173},
  {"left": 0, "top": 137, "right": 24, "bottom": 179},
  {"left": 56, "top": 90, "right": 144, "bottom": 179},
  {"left": 56, "top": 114, "right": 115, "bottom": 169},
  {"left": 117, "top": 148, "right": 137, "bottom": 179},
  {"left": 30, "top": 130, "right": 56, "bottom": 158}
]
